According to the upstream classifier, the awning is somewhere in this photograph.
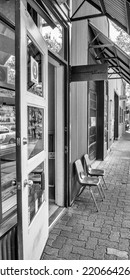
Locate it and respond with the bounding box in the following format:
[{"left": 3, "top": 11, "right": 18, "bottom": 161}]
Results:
[
  {"left": 89, "top": 22, "right": 130, "bottom": 84},
  {"left": 71, "top": 0, "right": 130, "bottom": 35}
]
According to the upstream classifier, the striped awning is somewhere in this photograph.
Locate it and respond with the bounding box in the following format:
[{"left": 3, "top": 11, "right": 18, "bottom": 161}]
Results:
[{"left": 89, "top": 22, "right": 130, "bottom": 83}]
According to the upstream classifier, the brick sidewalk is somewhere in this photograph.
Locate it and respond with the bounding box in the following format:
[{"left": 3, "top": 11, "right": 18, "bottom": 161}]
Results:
[{"left": 42, "top": 132, "right": 130, "bottom": 260}]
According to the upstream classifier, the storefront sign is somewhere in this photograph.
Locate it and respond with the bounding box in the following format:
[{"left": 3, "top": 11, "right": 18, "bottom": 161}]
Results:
[
  {"left": 31, "top": 56, "right": 38, "bottom": 84},
  {"left": 71, "top": 64, "right": 108, "bottom": 82}
]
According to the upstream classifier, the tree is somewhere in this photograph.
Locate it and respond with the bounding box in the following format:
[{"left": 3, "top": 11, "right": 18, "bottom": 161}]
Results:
[{"left": 111, "top": 22, "right": 130, "bottom": 55}]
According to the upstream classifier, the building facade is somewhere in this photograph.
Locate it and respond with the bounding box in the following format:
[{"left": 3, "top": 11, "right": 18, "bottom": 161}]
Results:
[{"left": 0, "top": 0, "right": 127, "bottom": 259}]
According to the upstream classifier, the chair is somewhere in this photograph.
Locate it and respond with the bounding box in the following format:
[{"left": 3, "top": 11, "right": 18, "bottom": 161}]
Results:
[
  {"left": 84, "top": 154, "right": 107, "bottom": 191},
  {"left": 75, "top": 159, "right": 104, "bottom": 212}
]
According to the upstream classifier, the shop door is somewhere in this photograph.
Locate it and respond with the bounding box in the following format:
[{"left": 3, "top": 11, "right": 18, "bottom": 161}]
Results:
[{"left": 16, "top": 1, "right": 48, "bottom": 259}]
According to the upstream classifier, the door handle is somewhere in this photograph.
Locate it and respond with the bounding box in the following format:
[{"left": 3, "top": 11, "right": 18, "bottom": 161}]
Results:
[{"left": 24, "top": 179, "right": 33, "bottom": 187}]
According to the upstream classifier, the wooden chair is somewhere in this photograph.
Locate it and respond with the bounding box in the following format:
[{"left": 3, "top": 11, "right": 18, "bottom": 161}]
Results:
[
  {"left": 75, "top": 159, "right": 104, "bottom": 212},
  {"left": 84, "top": 154, "right": 107, "bottom": 191}
]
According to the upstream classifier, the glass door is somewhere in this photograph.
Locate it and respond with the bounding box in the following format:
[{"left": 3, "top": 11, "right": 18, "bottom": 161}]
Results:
[{"left": 16, "top": 1, "right": 48, "bottom": 259}]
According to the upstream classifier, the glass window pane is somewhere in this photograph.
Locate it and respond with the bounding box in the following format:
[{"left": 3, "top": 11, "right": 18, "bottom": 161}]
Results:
[
  {"left": 0, "top": 102, "right": 16, "bottom": 220},
  {"left": 27, "top": 37, "right": 43, "bottom": 97},
  {"left": 40, "top": 11, "right": 65, "bottom": 59},
  {"left": 0, "top": 0, "right": 15, "bottom": 24},
  {"left": 28, "top": 162, "right": 45, "bottom": 224},
  {"left": 0, "top": 19, "right": 15, "bottom": 223},
  {"left": 28, "top": 106, "right": 44, "bottom": 159}
]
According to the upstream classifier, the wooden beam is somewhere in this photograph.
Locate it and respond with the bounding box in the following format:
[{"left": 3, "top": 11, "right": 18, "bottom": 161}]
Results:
[
  {"left": 71, "top": 13, "right": 104, "bottom": 22},
  {"left": 71, "top": 0, "right": 86, "bottom": 19},
  {"left": 71, "top": 64, "right": 108, "bottom": 82}
]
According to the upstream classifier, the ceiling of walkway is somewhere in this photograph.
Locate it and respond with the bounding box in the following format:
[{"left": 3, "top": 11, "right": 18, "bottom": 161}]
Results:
[{"left": 71, "top": 0, "right": 130, "bottom": 35}]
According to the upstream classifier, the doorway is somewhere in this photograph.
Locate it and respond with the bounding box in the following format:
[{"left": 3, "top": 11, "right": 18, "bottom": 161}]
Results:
[
  {"left": 114, "top": 92, "right": 119, "bottom": 140},
  {"left": 48, "top": 57, "right": 65, "bottom": 220}
]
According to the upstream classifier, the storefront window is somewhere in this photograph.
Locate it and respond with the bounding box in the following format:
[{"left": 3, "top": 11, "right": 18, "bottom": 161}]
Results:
[
  {"left": 40, "top": 12, "right": 65, "bottom": 58},
  {"left": 28, "top": 162, "right": 45, "bottom": 224},
  {"left": 28, "top": 106, "right": 44, "bottom": 159},
  {"left": 27, "top": 37, "right": 44, "bottom": 97},
  {"left": 0, "top": 20, "right": 15, "bottom": 223}
]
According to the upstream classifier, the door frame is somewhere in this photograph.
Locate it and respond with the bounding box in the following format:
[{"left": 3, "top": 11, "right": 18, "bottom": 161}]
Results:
[{"left": 15, "top": 0, "right": 48, "bottom": 259}]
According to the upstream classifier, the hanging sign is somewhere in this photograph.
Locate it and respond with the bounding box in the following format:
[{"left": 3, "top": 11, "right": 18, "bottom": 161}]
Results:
[{"left": 31, "top": 56, "right": 38, "bottom": 84}]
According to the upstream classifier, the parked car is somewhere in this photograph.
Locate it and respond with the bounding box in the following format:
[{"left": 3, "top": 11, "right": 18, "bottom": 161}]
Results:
[{"left": 0, "top": 125, "right": 15, "bottom": 144}]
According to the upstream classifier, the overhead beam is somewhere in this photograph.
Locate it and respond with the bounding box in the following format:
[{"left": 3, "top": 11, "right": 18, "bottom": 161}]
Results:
[
  {"left": 71, "top": 13, "right": 104, "bottom": 22},
  {"left": 96, "top": 56, "right": 117, "bottom": 60},
  {"left": 71, "top": 64, "right": 108, "bottom": 82},
  {"left": 89, "top": 43, "right": 114, "bottom": 49},
  {"left": 71, "top": 0, "right": 86, "bottom": 19}
]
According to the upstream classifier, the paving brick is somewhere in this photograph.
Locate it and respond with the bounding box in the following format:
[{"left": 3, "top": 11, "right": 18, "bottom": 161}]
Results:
[
  {"left": 58, "top": 244, "right": 73, "bottom": 259},
  {"left": 98, "top": 239, "right": 119, "bottom": 249},
  {"left": 94, "top": 246, "right": 106, "bottom": 259},
  {"left": 78, "top": 231, "right": 90, "bottom": 241},
  {"left": 109, "top": 232, "right": 120, "bottom": 242},
  {"left": 60, "top": 230, "right": 79, "bottom": 239},
  {"left": 122, "top": 220, "right": 130, "bottom": 228},
  {"left": 68, "top": 253, "right": 80, "bottom": 260},
  {"left": 66, "top": 238, "right": 86, "bottom": 248},
  {"left": 91, "top": 231, "right": 109, "bottom": 240},
  {"left": 107, "top": 248, "right": 128, "bottom": 259},
  {"left": 52, "top": 236, "right": 67, "bottom": 249},
  {"left": 85, "top": 237, "right": 97, "bottom": 249},
  {"left": 72, "top": 224, "right": 84, "bottom": 234},
  {"left": 118, "top": 238, "right": 130, "bottom": 251},
  {"left": 72, "top": 246, "right": 93, "bottom": 258},
  {"left": 44, "top": 246, "right": 59, "bottom": 256}
]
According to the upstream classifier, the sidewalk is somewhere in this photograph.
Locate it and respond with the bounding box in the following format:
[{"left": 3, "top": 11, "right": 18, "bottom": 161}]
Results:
[{"left": 42, "top": 132, "right": 130, "bottom": 260}]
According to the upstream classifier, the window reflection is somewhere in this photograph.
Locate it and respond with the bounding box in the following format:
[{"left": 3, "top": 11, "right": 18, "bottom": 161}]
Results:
[
  {"left": 0, "top": 18, "right": 15, "bottom": 222},
  {"left": 28, "top": 106, "right": 44, "bottom": 159},
  {"left": 0, "top": 98, "right": 16, "bottom": 220},
  {"left": 28, "top": 162, "right": 45, "bottom": 224},
  {"left": 40, "top": 13, "right": 64, "bottom": 58},
  {"left": 27, "top": 37, "right": 43, "bottom": 97}
]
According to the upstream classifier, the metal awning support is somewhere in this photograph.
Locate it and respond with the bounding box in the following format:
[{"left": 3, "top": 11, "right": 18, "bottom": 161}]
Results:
[{"left": 89, "top": 22, "right": 130, "bottom": 83}]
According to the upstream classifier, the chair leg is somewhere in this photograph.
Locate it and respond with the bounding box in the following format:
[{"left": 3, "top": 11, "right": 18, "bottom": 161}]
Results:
[
  {"left": 77, "top": 186, "right": 85, "bottom": 197},
  {"left": 90, "top": 188, "right": 99, "bottom": 212},
  {"left": 97, "top": 184, "right": 104, "bottom": 201},
  {"left": 102, "top": 177, "right": 107, "bottom": 189},
  {"left": 99, "top": 183, "right": 105, "bottom": 198}
]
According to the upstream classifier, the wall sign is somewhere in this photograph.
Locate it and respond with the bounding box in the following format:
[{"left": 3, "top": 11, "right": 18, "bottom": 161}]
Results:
[{"left": 31, "top": 56, "right": 38, "bottom": 84}]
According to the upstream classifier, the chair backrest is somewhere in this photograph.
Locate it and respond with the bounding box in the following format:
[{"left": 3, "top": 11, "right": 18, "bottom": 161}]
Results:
[
  {"left": 84, "top": 154, "right": 91, "bottom": 173},
  {"left": 75, "top": 159, "right": 85, "bottom": 184}
]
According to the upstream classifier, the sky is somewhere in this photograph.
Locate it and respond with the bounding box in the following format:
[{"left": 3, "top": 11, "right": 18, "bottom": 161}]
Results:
[{"left": 109, "top": 21, "right": 119, "bottom": 42}]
